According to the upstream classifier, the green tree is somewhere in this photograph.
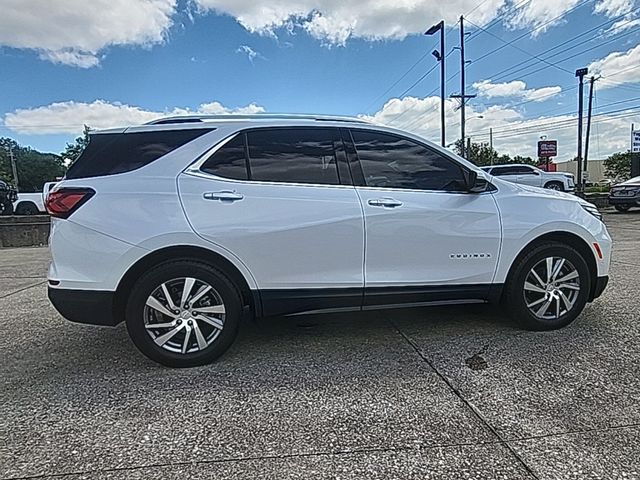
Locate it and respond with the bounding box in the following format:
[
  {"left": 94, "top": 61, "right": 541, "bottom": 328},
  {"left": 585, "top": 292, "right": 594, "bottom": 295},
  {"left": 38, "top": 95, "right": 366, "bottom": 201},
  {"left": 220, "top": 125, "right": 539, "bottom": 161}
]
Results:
[
  {"left": 0, "top": 138, "right": 67, "bottom": 192},
  {"left": 452, "top": 139, "right": 498, "bottom": 166},
  {"left": 61, "top": 125, "right": 91, "bottom": 165},
  {"left": 603, "top": 151, "right": 632, "bottom": 180}
]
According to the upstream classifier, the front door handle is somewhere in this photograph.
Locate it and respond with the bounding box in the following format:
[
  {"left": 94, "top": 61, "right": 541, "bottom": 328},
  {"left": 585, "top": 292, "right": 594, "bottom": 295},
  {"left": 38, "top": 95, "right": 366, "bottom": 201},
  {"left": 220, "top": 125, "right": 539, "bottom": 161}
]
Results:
[
  {"left": 203, "top": 191, "right": 244, "bottom": 202},
  {"left": 368, "top": 198, "right": 403, "bottom": 208}
]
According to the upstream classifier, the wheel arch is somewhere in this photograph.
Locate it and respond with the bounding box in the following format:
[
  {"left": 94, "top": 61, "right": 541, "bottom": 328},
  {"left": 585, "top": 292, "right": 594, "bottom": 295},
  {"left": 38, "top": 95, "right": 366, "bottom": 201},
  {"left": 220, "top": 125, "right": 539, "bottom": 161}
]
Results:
[
  {"left": 503, "top": 231, "right": 599, "bottom": 301},
  {"left": 114, "top": 245, "right": 258, "bottom": 323},
  {"left": 15, "top": 200, "right": 38, "bottom": 213}
]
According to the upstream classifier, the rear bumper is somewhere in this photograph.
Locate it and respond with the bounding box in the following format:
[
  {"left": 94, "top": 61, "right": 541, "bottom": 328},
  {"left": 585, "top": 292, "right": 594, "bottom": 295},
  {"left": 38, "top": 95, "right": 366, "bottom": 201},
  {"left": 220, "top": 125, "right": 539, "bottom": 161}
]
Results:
[
  {"left": 590, "top": 276, "right": 609, "bottom": 302},
  {"left": 48, "top": 287, "right": 118, "bottom": 327}
]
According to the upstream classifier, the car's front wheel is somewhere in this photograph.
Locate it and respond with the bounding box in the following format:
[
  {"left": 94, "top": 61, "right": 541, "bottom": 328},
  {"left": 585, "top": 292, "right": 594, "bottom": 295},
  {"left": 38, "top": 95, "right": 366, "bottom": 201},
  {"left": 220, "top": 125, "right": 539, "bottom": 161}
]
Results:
[
  {"left": 504, "top": 242, "right": 591, "bottom": 331},
  {"left": 544, "top": 181, "right": 564, "bottom": 191},
  {"left": 614, "top": 205, "right": 631, "bottom": 213},
  {"left": 125, "top": 260, "right": 242, "bottom": 367}
]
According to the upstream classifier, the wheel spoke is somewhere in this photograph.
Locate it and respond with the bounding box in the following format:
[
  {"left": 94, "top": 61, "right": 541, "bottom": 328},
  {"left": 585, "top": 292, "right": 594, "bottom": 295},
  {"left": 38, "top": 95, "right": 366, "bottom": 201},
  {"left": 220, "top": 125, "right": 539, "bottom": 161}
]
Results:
[
  {"left": 188, "top": 285, "right": 212, "bottom": 306},
  {"left": 555, "top": 296, "right": 561, "bottom": 318},
  {"left": 559, "top": 290, "right": 573, "bottom": 311},
  {"left": 146, "top": 296, "right": 177, "bottom": 319},
  {"left": 161, "top": 283, "right": 178, "bottom": 311},
  {"left": 545, "top": 258, "right": 554, "bottom": 284},
  {"left": 145, "top": 321, "right": 176, "bottom": 329},
  {"left": 558, "top": 283, "right": 580, "bottom": 291},
  {"left": 551, "top": 258, "right": 566, "bottom": 281},
  {"left": 536, "top": 298, "right": 552, "bottom": 317},
  {"left": 182, "top": 326, "right": 191, "bottom": 354},
  {"left": 524, "top": 281, "right": 546, "bottom": 294},
  {"left": 527, "top": 296, "right": 547, "bottom": 308},
  {"left": 531, "top": 269, "right": 546, "bottom": 288},
  {"left": 198, "top": 314, "right": 224, "bottom": 330},
  {"left": 555, "top": 271, "right": 579, "bottom": 283},
  {"left": 192, "top": 322, "right": 208, "bottom": 350},
  {"left": 193, "top": 304, "right": 226, "bottom": 315},
  {"left": 181, "top": 277, "right": 196, "bottom": 307},
  {"left": 154, "top": 324, "right": 183, "bottom": 346}
]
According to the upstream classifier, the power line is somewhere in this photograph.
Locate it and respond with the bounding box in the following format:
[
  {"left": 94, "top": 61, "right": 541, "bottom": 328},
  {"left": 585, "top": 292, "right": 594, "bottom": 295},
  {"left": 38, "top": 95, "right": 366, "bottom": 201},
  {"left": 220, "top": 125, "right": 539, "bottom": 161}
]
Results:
[{"left": 469, "top": 0, "right": 596, "bottom": 66}]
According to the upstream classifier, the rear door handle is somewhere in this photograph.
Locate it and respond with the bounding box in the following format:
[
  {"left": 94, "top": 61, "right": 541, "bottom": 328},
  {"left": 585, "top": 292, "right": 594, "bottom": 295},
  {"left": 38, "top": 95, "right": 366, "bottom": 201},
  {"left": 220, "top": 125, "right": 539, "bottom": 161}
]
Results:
[
  {"left": 368, "top": 198, "right": 403, "bottom": 208},
  {"left": 203, "top": 191, "right": 244, "bottom": 202}
]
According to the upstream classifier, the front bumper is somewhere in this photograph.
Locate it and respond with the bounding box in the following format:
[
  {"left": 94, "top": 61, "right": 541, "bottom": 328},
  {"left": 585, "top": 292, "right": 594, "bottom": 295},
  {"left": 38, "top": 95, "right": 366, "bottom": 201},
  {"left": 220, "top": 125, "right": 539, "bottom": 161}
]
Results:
[
  {"left": 609, "top": 195, "right": 640, "bottom": 206},
  {"left": 589, "top": 276, "right": 609, "bottom": 302},
  {"left": 48, "top": 287, "right": 118, "bottom": 327}
]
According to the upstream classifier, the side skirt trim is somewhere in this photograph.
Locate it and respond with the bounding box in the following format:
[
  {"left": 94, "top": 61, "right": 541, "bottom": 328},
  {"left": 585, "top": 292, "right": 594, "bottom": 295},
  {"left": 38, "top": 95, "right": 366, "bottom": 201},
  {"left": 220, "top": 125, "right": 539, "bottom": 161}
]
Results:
[{"left": 258, "top": 284, "right": 503, "bottom": 318}]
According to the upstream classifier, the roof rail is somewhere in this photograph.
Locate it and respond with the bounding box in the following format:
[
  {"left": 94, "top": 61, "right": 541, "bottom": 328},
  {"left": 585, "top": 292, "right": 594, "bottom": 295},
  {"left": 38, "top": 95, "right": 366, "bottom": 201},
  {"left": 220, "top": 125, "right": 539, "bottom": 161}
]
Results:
[{"left": 145, "top": 113, "right": 370, "bottom": 126}]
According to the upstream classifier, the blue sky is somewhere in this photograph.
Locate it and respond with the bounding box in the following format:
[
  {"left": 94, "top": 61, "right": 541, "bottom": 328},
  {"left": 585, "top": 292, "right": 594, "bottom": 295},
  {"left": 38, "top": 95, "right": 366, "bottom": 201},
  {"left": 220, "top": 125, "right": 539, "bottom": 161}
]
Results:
[{"left": 2, "top": 0, "right": 640, "bottom": 161}]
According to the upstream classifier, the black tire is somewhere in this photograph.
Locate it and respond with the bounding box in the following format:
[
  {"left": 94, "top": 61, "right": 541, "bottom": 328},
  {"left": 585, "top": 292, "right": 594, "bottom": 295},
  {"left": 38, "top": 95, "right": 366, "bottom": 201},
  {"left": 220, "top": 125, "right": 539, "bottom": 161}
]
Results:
[
  {"left": 614, "top": 205, "right": 631, "bottom": 212},
  {"left": 0, "top": 199, "right": 13, "bottom": 216},
  {"left": 15, "top": 202, "right": 39, "bottom": 215},
  {"left": 504, "top": 242, "right": 591, "bottom": 331},
  {"left": 125, "top": 260, "right": 242, "bottom": 367},
  {"left": 544, "top": 181, "right": 564, "bottom": 191}
]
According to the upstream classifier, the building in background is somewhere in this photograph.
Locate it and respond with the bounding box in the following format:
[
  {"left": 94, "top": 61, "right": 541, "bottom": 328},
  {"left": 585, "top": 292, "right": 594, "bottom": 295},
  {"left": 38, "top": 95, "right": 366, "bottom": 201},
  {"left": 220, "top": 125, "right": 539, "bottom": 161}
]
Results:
[{"left": 555, "top": 159, "right": 607, "bottom": 183}]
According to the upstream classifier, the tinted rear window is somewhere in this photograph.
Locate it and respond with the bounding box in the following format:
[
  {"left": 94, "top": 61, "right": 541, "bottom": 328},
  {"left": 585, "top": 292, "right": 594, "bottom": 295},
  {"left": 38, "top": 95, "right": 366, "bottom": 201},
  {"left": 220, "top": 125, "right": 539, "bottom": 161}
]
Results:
[
  {"left": 66, "top": 129, "right": 213, "bottom": 179},
  {"left": 247, "top": 128, "right": 341, "bottom": 185}
]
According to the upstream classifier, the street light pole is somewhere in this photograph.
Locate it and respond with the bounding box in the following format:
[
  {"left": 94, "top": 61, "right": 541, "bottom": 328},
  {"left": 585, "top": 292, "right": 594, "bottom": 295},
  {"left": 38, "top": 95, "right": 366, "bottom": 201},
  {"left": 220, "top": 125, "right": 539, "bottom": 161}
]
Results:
[
  {"left": 575, "top": 67, "right": 588, "bottom": 194},
  {"left": 425, "top": 20, "right": 445, "bottom": 147}
]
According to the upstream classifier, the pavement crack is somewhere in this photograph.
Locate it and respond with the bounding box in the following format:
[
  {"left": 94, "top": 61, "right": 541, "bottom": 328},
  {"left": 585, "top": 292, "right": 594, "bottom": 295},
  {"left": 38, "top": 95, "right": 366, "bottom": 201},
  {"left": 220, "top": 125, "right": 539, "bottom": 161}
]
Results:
[
  {"left": 389, "top": 319, "right": 540, "bottom": 480},
  {"left": 0, "top": 280, "right": 46, "bottom": 300}
]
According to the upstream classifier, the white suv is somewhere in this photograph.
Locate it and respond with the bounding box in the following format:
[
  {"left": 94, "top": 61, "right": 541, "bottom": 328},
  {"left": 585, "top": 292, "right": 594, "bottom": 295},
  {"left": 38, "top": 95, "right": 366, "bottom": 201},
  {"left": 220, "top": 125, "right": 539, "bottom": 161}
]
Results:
[
  {"left": 46, "top": 115, "right": 611, "bottom": 367},
  {"left": 481, "top": 164, "right": 575, "bottom": 192}
]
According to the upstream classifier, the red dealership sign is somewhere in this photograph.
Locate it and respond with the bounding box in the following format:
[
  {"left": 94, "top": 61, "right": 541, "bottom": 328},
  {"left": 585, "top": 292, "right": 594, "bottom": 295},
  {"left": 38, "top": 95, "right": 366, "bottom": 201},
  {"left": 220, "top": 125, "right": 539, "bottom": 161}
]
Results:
[{"left": 538, "top": 140, "right": 557, "bottom": 157}]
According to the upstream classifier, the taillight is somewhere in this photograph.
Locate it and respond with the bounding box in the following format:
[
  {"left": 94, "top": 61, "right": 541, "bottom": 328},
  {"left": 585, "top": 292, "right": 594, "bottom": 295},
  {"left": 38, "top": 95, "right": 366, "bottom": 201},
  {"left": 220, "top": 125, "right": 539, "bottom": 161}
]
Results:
[{"left": 45, "top": 188, "right": 95, "bottom": 219}]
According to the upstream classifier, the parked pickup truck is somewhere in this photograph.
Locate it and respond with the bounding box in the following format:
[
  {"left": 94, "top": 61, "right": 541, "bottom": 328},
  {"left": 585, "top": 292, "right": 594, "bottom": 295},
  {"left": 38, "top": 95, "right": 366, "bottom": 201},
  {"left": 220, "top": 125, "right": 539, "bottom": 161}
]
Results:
[
  {"left": 481, "top": 164, "right": 575, "bottom": 192},
  {"left": 12, "top": 182, "right": 58, "bottom": 215}
]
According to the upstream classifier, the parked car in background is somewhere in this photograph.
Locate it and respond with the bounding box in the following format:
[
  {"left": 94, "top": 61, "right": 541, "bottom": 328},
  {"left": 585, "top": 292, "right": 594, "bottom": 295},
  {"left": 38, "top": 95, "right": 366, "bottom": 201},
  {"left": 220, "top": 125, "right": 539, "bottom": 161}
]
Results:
[
  {"left": 481, "top": 164, "right": 575, "bottom": 192},
  {"left": 13, "top": 192, "right": 45, "bottom": 215},
  {"left": 12, "top": 182, "right": 59, "bottom": 215},
  {"left": 609, "top": 176, "right": 640, "bottom": 212},
  {"left": 46, "top": 114, "right": 610, "bottom": 367}
]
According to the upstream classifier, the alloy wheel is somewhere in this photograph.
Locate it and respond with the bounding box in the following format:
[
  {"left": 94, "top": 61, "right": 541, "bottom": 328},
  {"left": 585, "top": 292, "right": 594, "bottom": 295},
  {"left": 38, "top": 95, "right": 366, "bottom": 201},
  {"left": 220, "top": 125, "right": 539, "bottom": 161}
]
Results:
[
  {"left": 523, "top": 256, "right": 581, "bottom": 320},
  {"left": 143, "top": 277, "right": 226, "bottom": 354}
]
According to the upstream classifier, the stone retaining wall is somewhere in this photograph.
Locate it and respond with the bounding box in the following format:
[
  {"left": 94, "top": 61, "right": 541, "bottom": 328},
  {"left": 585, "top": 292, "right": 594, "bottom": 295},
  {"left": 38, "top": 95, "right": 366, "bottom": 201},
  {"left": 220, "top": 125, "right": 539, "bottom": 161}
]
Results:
[{"left": 0, "top": 215, "right": 51, "bottom": 248}]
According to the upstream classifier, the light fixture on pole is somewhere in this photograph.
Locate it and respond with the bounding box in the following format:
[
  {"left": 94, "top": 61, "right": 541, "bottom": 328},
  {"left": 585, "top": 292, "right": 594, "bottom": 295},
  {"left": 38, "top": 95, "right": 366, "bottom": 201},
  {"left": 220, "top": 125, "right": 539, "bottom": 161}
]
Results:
[{"left": 425, "top": 20, "right": 445, "bottom": 147}]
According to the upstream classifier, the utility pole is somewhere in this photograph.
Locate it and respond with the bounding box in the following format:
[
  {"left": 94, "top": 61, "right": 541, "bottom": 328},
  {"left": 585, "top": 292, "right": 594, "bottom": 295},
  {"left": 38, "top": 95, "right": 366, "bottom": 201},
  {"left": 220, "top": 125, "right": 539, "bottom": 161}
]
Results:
[
  {"left": 425, "top": 20, "right": 445, "bottom": 147},
  {"left": 583, "top": 76, "right": 595, "bottom": 175},
  {"left": 489, "top": 128, "right": 494, "bottom": 165},
  {"left": 575, "top": 68, "right": 588, "bottom": 193},
  {"left": 450, "top": 15, "right": 476, "bottom": 158},
  {"left": 9, "top": 147, "right": 19, "bottom": 192}
]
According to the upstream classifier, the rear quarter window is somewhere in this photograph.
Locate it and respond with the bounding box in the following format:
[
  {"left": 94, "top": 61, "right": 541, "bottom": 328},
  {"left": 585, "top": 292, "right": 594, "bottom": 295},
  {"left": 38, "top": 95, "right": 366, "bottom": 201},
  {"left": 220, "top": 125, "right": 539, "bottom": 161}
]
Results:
[{"left": 65, "top": 129, "right": 213, "bottom": 179}]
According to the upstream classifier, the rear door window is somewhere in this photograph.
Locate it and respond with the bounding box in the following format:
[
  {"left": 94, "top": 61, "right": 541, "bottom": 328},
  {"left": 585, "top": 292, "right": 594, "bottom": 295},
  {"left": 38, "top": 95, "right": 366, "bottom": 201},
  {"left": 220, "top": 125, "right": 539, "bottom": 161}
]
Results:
[
  {"left": 65, "top": 129, "right": 213, "bottom": 179},
  {"left": 200, "top": 134, "right": 249, "bottom": 180},
  {"left": 246, "top": 128, "right": 341, "bottom": 185}
]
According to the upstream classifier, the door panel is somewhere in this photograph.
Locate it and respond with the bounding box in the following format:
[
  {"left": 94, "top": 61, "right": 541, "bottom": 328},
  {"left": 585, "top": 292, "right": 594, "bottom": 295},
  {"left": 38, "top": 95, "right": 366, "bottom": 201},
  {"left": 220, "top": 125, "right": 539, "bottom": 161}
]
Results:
[
  {"left": 179, "top": 127, "right": 364, "bottom": 291},
  {"left": 180, "top": 174, "right": 364, "bottom": 289},
  {"left": 517, "top": 171, "right": 542, "bottom": 187},
  {"left": 357, "top": 188, "right": 501, "bottom": 287}
]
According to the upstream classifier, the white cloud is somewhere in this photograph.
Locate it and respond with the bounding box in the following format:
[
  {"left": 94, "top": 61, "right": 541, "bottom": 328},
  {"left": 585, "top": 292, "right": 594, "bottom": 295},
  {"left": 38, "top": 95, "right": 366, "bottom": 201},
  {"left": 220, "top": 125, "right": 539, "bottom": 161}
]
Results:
[
  {"left": 589, "top": 44, "right": 640, "bottom": 87},
  {"left": 506, "top": 0, "right": 581, "bottom": 36},
  {"left": 193, "top": 0, "right": 508, "bottom": 45},
  {"left": 365, "top": 94, "right": 639, "bottom": 161},
  {"left": 473, "top": 80, "right": 562, "bottom": 102},
  {"left": 236, "top": 45, "right": 265, "bottom": 63},
  {"left": 2, "top": 100, "right": 266, "bottom": 135},
  {"left": 595, "top": 0, "right": 634, "bottom": 17},
  {"left": 0, "top": 0, "right": 176, "bottom": 67}
]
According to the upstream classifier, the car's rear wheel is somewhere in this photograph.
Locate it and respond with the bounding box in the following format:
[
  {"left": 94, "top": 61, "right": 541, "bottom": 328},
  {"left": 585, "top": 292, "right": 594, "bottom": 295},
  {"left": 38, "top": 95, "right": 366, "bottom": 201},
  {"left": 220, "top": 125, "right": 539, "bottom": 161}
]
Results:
[
  {"left": 504, "top": 242, "right": 591, "bottom": 331},
  {"left": 125, "top": 260, "right": 242, "bottom": 367},
  {"left": 15, "top": 202, "right": 39, "bottom": 215},
  {"left": 544, "top": 181, "right": 563, "bottom": 191},
  {"left": 614, "top": 205, "right": 631, "bottom": 212}
]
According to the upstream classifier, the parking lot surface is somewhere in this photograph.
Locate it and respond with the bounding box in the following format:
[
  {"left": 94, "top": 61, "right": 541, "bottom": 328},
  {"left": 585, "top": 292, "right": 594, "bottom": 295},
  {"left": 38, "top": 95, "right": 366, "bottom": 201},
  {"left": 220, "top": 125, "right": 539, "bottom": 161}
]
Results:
[{"left": 1, "top": 211, "right": 639, "bottom": 479}]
